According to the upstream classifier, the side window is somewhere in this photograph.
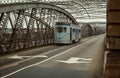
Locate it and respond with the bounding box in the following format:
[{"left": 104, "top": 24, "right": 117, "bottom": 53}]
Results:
[
  {"left": 73, "top": 29, "right": 75, "bottom": 32},
  {"left": 64, "top": 27, "right": 67, "bottom": 32}
]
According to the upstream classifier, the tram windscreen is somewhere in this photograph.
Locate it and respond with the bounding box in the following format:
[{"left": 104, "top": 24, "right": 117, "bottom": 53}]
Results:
[
  {"left": 56, "top": 27, "right": 67, "bottom": 33},
  {"left": 64, "top": 27, "right": 67, "bottom": 32},
  {"left": 57, "top": 27, "right": 63, "bottom": 33}
]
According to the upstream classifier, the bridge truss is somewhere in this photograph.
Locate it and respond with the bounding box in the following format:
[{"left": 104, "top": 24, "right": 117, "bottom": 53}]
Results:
[
  {"left": 0, "top": 0, "right": 106, "bottom": 23},
  {"left": 0, "top": 0, "right": 106, "bottom": 53},
  {"left": 0, "top": 2, "right": 78, "bottom": 53}
]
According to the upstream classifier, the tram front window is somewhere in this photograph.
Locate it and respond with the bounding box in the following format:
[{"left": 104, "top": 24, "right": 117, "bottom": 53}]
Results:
[
  {"left": 64, "top": 27, "right": 67, "bottom": 32},
  {"left": 57, "top": 27, "right": 63, "bottom": 33}
]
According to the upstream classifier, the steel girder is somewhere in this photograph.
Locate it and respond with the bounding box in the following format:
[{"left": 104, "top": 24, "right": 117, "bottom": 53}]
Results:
[
  {"left": 49, "top": 1, "right": 90, "bottom": 17},
  {"left": 0, "top": 2, "right": 78, "bottom": 24},
  {"left": 48, "top": 0, "right": 106, "bottom": 22},
  {"left": 0, "top": 2, "right": 78, "bottom": 53}
]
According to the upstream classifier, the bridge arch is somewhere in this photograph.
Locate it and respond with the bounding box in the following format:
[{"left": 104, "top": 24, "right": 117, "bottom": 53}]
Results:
[
  {"left": 0, "top": 2, "right": 78, "bottom": 25},
  {"left": 81, "top": 24, "right": 93, "bottom": 38}
]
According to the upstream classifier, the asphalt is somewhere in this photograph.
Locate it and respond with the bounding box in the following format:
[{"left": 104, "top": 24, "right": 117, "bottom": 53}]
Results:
[{"left": 0, "top": 35, "right": 105, "bottom": 78}]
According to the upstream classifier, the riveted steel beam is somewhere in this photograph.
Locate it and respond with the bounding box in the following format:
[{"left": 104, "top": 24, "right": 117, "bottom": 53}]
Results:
[{"left": 0, "top": 2, "right": 78, "bottom": 25}]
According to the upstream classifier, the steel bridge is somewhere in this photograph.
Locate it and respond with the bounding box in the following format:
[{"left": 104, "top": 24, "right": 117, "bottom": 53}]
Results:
[
  {"left": 0, "top": 0, "right": 106, "bottom": 53},
  {"left": 1, "top": 1, "right": 120, "bottom": 78}
]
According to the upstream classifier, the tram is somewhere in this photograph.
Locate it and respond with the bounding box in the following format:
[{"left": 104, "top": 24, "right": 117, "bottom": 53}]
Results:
[{"left": 54, "top": 22, "right": 81, "bottom": 44}]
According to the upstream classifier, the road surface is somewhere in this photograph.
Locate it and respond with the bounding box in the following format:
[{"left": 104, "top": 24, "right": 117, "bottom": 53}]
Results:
[{"left": 0, "top": 35, "right": 105, "bottom": 78}]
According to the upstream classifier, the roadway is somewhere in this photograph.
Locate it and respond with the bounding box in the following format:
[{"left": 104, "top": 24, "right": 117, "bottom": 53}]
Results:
[{"left": 0, "top": 35, "right": 105, "bottom": 78}]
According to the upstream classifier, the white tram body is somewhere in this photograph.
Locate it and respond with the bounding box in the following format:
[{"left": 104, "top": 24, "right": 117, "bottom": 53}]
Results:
[{"left": 54, "top": 22, "right": 81, "bottom": 44}]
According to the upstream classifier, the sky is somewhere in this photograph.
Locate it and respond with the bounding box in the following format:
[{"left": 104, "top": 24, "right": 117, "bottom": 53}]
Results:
[{"left": 77, "top": 18, "right": 106, "bottom": 23}]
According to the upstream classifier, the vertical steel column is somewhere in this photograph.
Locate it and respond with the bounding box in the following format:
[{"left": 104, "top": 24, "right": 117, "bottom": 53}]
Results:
[
  {"left": 41, "top": 9, "right": 45, "bottom": 45},
  {"left": 38, "top": 8, "right": 43, "bottom": 46},
  {"left": 49, "top": 10, "right": 54, "bottom": 44},
  {"left": 0, "top": 13, "right": 5, "bottom": 53},
  {"left": 14, "top": 10, "right": 25, "bottom": 50},
  {"left": 9, "top": 10, "right": 25, "bottom": 52},
  {"left": 0, "top": 13, "right": 10, "bottom": 53},
  {"left": 24, "top": 8, "right": 37, "bottom": 48},
  {"left": 44, "top": 9, "right": 48, "bottom": 45}
]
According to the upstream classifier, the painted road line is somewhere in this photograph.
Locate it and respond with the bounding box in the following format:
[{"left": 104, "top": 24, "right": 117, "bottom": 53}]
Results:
[
  {"left": 55, "top": 57, "right": 92, "bottom": 64},
  {"left": 0, "top": 47, "right": 65, "bottom": 70},
  {"left": 8, "top": 55, "right": 48, "bottom": 60}
]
